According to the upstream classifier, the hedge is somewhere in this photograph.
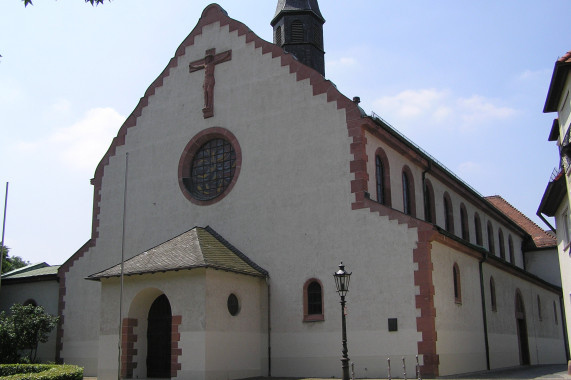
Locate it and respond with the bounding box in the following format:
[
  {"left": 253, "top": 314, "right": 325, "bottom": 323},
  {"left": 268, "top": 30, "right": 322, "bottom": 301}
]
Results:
[{"left": 0, "top": 364, "right": 83, "bottom": 380}]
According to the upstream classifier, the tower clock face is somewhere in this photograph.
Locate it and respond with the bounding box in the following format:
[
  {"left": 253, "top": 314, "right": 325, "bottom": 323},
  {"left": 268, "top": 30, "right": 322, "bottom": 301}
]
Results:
[{"left": 189, "top": 138, "right": 237, "bottom": 201}]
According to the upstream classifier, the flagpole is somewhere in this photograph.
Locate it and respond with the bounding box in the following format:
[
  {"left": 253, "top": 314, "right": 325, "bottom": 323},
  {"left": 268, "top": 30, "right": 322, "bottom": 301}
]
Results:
[
  {"left": 1, "top": 182, "right": 9, "bottom": 276},
  {"left": 117, "top": 153, "right": 128, "bottom": 380}
]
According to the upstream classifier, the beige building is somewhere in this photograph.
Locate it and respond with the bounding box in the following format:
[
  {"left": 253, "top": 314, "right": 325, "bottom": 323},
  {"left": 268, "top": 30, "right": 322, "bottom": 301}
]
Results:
[
  {"left": 539, "top": 49, "right": 571, "bottom": 365},
  {"left": 2, "top": 2, "right": 566, "bottom": 379},
  {"left": 0, "top": 263, "right": 60, "bottom": 363}
]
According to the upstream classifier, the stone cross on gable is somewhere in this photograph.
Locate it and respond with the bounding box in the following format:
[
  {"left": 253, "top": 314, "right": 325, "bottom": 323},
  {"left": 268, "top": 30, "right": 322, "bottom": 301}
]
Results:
[{"left": 189, "top": 48, "right": 232, "bottom": 119}]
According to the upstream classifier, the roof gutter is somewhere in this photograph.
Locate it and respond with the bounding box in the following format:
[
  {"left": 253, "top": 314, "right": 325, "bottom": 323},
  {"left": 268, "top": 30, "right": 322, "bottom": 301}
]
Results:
[{"left": 479, "top": 252, "right": 490, "bottom": 371}]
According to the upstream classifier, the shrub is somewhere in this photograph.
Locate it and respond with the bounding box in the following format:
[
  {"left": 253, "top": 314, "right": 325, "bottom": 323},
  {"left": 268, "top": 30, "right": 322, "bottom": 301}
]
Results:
[
  {"left": 0, "top": 364, "right": 83, "bottom": 379},
  {"left": 0, "top": 304, "right": 59, "bottom": 363}
]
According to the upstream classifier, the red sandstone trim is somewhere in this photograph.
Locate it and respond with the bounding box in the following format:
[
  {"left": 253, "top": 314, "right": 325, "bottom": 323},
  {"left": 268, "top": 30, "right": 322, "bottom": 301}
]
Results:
[
  {"left": 121, "top": 318, "right": 138, "bottom": 378},
  {"left": 353, "top": 198, "right": 439, "bottom": 376},
  {"left": 171, "top": 315, "right": 182, "bottom": 377},
  {"left": 55, "top": 239, "right": 95, "bottom": 364},
  {"left": 55, "top": 3, "right": 343, "bottom": 364},
  {"left": 349, "top": 107, "right": 440, "bottom": 376}
]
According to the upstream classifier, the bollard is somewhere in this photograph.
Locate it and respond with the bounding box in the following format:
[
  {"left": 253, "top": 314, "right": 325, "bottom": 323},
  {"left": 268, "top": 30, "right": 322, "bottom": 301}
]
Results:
[
  {"left": 402, "top": 357, "right": 407, "bottom": 380},
  {"left": 387, "top": 358, "right": 392, "bottom": 380},
  {"left": 416, "top": 355, "right": 421, "bottom": 380}
]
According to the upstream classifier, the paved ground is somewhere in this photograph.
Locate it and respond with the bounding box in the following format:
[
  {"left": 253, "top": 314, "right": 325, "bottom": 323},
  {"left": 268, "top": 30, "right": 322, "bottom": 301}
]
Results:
[
  {"left": 83, "top": 363, "right": 571, "bottom": 380},
  {"left": 438, "top": 364, "right": 570, "bottom": 379}
]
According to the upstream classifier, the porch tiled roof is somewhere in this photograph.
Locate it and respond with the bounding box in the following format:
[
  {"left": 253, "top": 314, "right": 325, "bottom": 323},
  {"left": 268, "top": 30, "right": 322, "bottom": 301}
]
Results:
[{"left": 88, "top": 226, "right": 268, "bottom": 280}]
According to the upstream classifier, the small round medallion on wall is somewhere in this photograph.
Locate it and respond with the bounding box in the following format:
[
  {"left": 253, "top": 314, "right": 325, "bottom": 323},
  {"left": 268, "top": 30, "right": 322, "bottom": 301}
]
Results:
[{"left": 227, "top": 293, "right": 240, "bottom": 316}]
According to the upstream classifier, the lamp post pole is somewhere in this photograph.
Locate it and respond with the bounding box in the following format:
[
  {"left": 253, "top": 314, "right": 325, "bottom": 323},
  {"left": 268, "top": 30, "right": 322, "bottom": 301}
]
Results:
[
  {"left": 340, "top": 293, "right": 350, "bottom": 380},
  {"left": 334, "top": 262, "right": 351, "bottom": 380}
]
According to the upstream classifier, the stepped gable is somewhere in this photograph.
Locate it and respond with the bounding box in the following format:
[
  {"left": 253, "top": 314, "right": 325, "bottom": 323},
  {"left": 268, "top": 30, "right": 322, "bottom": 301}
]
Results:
[
  {"left": 88, "top": 3, "right": 360, "bottom": 243},
  {"left": 485, "top": 195, "right": 556, "bottom": 249}
]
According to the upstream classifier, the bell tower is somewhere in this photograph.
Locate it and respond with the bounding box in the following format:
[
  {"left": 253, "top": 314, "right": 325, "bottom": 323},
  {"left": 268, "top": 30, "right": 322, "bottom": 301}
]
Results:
[{"left": 271, "top": 0, "right": 326, "bottom": 76}]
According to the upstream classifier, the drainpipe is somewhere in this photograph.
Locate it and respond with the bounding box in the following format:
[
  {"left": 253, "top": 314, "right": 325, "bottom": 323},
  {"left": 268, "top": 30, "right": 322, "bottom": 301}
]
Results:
[
  {"left": 537, "top": 211, "right": 556, "bottom": 234},
  {"left": 266, "top": 276, "right": 272, "bottom": 376},
  {"left": 479, "top": 252, "right": 491, "bottom": 370},
  {"left": 560, "top": 295, "right": 570, "bottom": 361}
]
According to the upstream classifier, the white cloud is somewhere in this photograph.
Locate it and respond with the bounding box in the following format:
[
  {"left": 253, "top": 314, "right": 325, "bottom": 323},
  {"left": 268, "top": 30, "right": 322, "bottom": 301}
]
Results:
[
  {"left": 372, "top": 88, "right": 516, "bottom": 133},
  {"left": 517, "top": 68, "right": 551, "bottom": 81},
  {"left": 16, "top": 107, "right": 124, "bottom": 171},
  {"left": 374, "top": 88, "right": 449, "bottom": 120}
]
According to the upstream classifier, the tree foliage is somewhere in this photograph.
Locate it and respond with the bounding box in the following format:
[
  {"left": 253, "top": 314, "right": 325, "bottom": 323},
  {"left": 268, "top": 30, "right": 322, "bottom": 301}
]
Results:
[
  {"left": 1, "top": 246, "right": 29, "bottom": 274},
  {"left": 0, "top": 304, "right": 59, "bottom": 363},
  {"left": 23, "top": 0, "right": 106, "bottom": 6}
]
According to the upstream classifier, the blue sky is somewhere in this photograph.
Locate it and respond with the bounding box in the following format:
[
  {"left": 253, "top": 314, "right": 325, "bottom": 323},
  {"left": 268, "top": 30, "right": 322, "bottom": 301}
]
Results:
[{"left": 0, "top": 0, "right": 569, "bottom": 265}]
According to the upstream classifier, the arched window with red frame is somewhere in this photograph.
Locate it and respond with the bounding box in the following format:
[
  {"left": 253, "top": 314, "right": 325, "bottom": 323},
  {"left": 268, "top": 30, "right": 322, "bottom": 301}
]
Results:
[{"left": 303, "top": 278, "right": 324, "bottom": 322}]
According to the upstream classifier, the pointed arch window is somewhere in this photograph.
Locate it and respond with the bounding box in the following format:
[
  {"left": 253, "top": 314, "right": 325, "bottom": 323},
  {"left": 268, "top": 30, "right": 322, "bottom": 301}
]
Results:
[
  {"left": 443, "top": 192, "right": 454, "bottom": 233},
  {"left": 498, "top": 229, "right": 506, "bottom": 260},
  {"left": 376, "top": 155, "right": 385, "bottom": 205},
  {"left": 375, "top": 148, "right": 391, "bottom": 207},
  {"left": 487, "top": 222, "right": 495, "bottom": 254},
  {"left": 403, "top": 172, "right": 411, "bottom": 215},
  {"left": 475, "top": 213, "right": 483, "bottom": 246},
  {"left": 424, "top": 179, "right": 435, "bottom": 223},
  {"left": 453, "top": 263, "right": 462, "bottom": 304},
  {"left": 460, "top": 203, "right": 469, "bottom": 241},
  {"left": 490, "top": 277, "right": 497, "bottom": 312},
  {"left": 402, "top": 166, "right": 416, "bottom": 217},
  {"left": 508, "top": 235, "right": 515, "bottom": 264},
  {"left": 303, "top": 278, "right": 324, "bottom": 322}
]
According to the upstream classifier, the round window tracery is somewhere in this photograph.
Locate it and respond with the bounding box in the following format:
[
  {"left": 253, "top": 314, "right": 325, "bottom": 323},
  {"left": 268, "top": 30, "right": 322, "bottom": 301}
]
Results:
[
  {"left": 178, "top": 128, "right": 242, "bottom": 206},
  {"left": 189, "top": 138, "right": 236, "bottom": 201}
]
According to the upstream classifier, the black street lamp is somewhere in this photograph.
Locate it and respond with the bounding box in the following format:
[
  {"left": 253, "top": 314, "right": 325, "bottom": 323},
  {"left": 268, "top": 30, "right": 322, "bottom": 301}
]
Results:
[{"left": 334, "top": 262, "right": 352, "bottom": 380}]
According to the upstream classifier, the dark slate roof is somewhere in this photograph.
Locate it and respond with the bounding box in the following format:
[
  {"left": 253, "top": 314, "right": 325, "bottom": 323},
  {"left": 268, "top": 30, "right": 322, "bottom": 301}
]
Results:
[
  {"left": 538, "top": 171, "right": 567, "bottom": 218},
  {"left": 1, "top": 263, "right": 60, "bottom": 282},
  {"left": 544, "top": 50, "right": 571, "bottom": 113},
  {"left": 273, "top": 0, "right": 325, "bottom": 23},
  {"left": 88, "top": 226, "right": 268, "bottom": 280},
  {"left": 485, "top": 195, "right": 557, "bottom": 249}
]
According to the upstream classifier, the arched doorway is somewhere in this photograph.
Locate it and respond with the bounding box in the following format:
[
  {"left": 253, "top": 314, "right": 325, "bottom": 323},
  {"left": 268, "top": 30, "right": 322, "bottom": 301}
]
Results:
[
  {"left": 515, "top": 290, "right": 530, "bottom": 365},
  {"left": 147, "top": 294, "right": 172, "bottom": 378}
]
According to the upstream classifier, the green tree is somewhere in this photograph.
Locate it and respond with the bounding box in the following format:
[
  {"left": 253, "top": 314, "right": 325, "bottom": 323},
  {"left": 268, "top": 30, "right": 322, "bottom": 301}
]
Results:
[
  {"left": 0, "top": 310, "right": 19, "bottom": 364},
  {"left": 0, "top": 304, "right": 59, "bottom": 363},
  {"left": 1, "top": 246, "right": 29, "bottom": 274},
  {"left": 23, "top": 0, "right": 106, "bottom": 6},
  {"left": 12, "top": 304, "right": 59, "bottom": 363}
]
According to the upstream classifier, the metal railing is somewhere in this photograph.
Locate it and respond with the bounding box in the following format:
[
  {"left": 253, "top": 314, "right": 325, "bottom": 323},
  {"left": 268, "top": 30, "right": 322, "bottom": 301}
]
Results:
[{"left": 369, "top": 111, "right": 483, "bottom": 198}]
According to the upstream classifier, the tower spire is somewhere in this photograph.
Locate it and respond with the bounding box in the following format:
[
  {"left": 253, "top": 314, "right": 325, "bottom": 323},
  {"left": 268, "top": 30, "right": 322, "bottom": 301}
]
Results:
[{"left": 271, "top": 0, "right": 326, "bottom": 76}]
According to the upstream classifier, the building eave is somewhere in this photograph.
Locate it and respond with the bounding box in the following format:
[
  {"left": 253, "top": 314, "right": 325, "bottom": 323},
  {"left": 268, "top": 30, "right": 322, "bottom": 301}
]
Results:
[
  {"left": 538, "top": 172, "right": 567, "bottom": 217},
  {"left": 544, "top": 56, "right": 571, "bottom": 113}
]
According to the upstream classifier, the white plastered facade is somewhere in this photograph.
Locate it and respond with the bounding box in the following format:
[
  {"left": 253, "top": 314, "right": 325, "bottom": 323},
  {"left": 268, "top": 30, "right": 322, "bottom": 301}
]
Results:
[{"left": 55, "top": 5, "right": 567, "bottom": 379}]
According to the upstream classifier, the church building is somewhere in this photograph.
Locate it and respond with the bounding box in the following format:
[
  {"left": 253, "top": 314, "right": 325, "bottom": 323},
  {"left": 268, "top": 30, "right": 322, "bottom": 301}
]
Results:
[{"left": 43, "top": 2, "right": 568, "bottom": 379}]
